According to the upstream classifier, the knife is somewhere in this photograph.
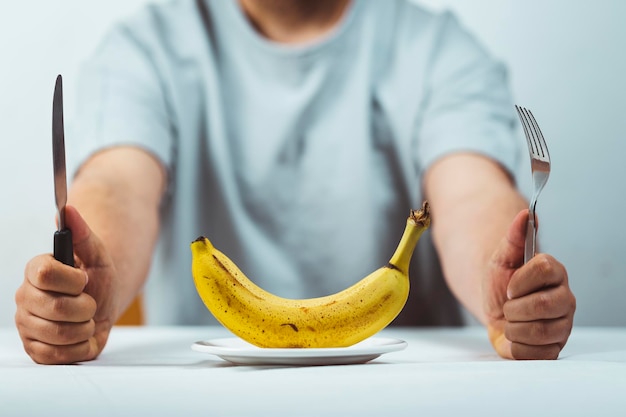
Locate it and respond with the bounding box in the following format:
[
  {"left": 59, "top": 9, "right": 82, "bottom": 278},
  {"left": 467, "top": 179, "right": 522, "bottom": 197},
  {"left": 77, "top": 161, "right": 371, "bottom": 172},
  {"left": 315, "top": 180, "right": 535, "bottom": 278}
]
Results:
[{"left": 52, "top": 74, "right": 74, "bottom": 266}]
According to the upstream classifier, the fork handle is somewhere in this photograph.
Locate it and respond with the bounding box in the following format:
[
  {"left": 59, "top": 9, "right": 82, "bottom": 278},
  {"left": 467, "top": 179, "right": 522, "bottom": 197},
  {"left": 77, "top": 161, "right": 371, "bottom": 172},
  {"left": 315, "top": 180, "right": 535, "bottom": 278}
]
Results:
[{"left": 524, "top": 216, "right": 536, "bottom": 263}]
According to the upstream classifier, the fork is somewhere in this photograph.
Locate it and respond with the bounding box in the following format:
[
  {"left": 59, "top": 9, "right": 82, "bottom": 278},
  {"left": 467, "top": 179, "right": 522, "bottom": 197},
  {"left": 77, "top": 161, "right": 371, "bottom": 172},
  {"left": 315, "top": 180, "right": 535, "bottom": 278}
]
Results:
[{"left": 515, "top": 105, "right": 551, "bottom": 263}]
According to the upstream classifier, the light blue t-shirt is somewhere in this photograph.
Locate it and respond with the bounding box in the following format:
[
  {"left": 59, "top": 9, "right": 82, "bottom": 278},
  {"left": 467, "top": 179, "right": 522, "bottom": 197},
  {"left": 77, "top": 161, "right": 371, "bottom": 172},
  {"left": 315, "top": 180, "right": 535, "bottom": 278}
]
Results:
[{"left": 70, "top": 0, "right": 519, "bottom": 326}]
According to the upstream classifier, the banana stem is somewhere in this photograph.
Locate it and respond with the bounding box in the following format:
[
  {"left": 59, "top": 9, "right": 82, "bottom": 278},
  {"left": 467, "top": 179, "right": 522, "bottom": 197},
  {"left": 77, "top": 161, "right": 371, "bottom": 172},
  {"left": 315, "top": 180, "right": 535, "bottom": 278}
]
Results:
[{"left": 389, "top": 202, "right": 431, "bottom": 273}]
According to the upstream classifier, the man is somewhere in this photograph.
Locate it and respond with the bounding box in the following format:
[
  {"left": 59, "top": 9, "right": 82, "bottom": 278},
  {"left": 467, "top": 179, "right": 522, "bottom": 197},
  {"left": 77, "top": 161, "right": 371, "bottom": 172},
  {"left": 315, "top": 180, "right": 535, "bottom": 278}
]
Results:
[{"left": 15, "top": 0, "right": 575, "bottom": 364}]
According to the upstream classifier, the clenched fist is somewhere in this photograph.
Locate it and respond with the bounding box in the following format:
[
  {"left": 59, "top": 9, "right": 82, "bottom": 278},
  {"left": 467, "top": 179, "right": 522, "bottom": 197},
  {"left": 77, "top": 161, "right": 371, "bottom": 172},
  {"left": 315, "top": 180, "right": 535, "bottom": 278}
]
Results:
[
  {"left": 14, "top": 205, "right": 120, "bottom": 364},
  {"left": 483, "top": 210, "right": 576, "bottom": 360}
]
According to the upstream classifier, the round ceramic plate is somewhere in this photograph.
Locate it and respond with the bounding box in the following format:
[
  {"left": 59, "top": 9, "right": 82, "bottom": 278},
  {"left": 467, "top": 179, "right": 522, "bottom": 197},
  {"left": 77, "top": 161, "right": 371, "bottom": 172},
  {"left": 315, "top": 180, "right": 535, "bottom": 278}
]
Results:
[{"left": 191, "top": 337, "right": 407, "bottom": 366}]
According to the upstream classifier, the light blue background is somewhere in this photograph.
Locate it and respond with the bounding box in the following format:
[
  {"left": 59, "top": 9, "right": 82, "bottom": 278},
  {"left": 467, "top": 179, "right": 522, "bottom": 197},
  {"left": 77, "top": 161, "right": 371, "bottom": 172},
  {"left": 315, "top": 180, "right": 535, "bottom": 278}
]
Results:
[{"left": 1, "top": 0, "right": 624, "bottom": 327}]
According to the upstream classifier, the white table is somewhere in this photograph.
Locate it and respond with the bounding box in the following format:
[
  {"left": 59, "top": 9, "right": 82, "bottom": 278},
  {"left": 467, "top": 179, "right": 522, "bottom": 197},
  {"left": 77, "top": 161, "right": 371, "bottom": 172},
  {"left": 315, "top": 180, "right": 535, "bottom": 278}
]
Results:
[{"left": 1, "top": 326, "right": 625, "bottom": 417}]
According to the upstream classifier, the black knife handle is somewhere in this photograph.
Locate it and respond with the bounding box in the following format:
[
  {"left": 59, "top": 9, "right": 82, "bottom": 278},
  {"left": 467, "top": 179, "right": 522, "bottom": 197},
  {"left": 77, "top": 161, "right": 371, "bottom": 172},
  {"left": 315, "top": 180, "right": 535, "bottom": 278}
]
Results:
[{"left": 54, "top": 229, "right": 74, "bottom": 267}]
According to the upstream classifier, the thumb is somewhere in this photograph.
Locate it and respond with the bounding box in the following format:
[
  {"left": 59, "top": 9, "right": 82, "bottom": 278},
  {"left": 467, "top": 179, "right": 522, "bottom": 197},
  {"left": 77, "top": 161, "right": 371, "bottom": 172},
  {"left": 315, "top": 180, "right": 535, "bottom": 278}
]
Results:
[
  {"left": 65, "top": 205, "right": 109, "bottom": 267},
  {"left": 491, "top": 209, "right": 528, "bottom": 270}
]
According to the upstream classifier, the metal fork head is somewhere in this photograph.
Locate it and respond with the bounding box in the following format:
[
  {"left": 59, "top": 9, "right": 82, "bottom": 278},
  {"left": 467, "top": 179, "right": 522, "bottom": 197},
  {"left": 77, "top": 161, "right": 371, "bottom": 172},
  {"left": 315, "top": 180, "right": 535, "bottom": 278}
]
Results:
[
  {"left": 515, "top": 105, "right": 551, "bottom": 262},
  {"left": 516, "top": 106, "right": 551, "bottom": 166},
  {"left": 516, "top": 106, "right": 551, "bottom": 202}
]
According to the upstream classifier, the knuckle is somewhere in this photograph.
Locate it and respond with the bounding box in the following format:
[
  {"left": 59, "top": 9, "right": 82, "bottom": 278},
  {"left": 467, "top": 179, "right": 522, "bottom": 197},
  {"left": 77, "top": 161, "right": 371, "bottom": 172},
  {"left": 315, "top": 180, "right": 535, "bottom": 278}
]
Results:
[
  {"left": 14, "top": 310, "right": 26, "bottom": 328},
  {"left": 51, "top": 296, "right": 68, "bottom": 316},
  {"left": 87, "top": 296, "right": 98, "bottom": 316},
  {"left": 79, "top": 294, "right": 98, "bottom": 319},
  {"left": 53, "top": 323, "right": 74, "bottom": 344},
  {"left": 569, "top": 293, "right": 577, "bottom": 312},
  {"left": 47, "top": 345, "right": 70, "bottom": 364},
  {"left": 543, "top": 345, "right": 561, "bottom": 360},
  {"left": 558, "top": 320, "right": 573, "bottom": 342},
  {"left": 86, "top": 319, "right": 96, "bottom": 335},
  {"left": 23, "top": 340, "right": 40, "bottom": 361},
  {"left": 530, "top": 321, "right": 548, "bottom": 341},
  {"left": 23, "top": 340, "right": 59, "bottom": 365},
  {"left": 40, "top": 344, "right": 77, "bottom": 365},
  {"left": 534, "top": 255, "right": 556, "bottom": 280},
  {"left": 533, "top": 292, "right": 552, "bottom": 315},
  {"left": 532, "top": 291, "right": 555, "bottom": 319},
  {"left": 54, "top": 321, "right": 94, "bottom": 345},
  {"left": 34, "top": 263, "right": 56, "bottom": 289},
  {"left": 14, "top": 284, "right": 25, "bottom": 304}
]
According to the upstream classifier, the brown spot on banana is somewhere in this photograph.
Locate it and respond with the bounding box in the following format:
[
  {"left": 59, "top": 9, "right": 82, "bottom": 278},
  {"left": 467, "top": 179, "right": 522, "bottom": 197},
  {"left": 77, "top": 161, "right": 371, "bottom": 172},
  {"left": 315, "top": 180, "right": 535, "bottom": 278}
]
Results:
[
  {"left": 385, "top": 263, "right": 401, "bottom": 272},
  {"left": 212, "top": 254, "right": 230, "bottom": 274},
  {"left": 210, "top": 254, "right": 264, "bottom": 301},
  {"left": 281, "top": 323, "right": 299, "bottom": 332}
]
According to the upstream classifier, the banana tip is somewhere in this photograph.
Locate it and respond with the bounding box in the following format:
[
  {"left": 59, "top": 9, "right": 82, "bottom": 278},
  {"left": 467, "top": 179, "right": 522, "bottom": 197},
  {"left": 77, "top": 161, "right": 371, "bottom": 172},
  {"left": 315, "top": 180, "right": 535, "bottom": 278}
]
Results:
[
  {"left": 410, "top": 201, "right": 431, "bottom": 228},
  {"left": 191, "top": 236, "right": 214, "bottom": 255}
]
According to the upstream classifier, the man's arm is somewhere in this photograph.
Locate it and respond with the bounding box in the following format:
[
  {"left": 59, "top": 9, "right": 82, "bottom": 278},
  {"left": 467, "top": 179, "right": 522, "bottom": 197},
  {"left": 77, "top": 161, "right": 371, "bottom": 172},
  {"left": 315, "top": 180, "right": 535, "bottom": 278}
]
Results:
[
  {"left": 423, "top": 153, "right": 526, "bottom": 323},
  {"left": 68, "top": 146, "right": 166, "bottom": 321}
]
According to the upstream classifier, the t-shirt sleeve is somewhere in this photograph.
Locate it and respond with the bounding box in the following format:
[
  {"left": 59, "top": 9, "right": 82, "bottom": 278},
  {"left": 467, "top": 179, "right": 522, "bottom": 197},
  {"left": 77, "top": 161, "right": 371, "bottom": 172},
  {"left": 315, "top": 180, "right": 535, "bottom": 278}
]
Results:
[
  {"left": 68, "top": 22, "right": 174, "bottom": 179},
  {"left": 415, "top": 11, "right": 520, "bottom": 178}
]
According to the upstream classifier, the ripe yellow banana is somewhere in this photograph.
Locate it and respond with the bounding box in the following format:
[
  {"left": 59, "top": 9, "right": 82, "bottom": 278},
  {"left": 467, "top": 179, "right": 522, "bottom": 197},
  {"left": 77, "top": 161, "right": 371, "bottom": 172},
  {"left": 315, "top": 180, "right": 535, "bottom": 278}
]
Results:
[{"left": 190, "top": 202, "right": 431, "bottom": 348}]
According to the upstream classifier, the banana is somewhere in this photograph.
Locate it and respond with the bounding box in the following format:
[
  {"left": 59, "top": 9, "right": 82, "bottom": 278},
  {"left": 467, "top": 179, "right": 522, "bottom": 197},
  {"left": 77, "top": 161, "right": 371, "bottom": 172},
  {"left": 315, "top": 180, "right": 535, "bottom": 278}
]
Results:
[{"left": 190, "top": 201, "right": 431, "bottom": 348}]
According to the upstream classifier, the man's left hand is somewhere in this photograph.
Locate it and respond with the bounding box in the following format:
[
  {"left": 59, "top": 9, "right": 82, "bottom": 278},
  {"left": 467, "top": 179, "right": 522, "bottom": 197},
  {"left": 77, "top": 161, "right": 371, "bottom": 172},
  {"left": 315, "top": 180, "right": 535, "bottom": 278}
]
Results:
[{"left": 483, "top": 209, "right": 576, "bottom": 360}]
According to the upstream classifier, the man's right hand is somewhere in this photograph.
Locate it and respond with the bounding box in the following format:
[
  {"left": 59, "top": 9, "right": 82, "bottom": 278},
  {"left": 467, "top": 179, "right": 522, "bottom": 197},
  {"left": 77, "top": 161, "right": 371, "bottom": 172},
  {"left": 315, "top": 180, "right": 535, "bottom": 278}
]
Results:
[{"left": 14, "top": 205, "right": 119, "bottom": 364}]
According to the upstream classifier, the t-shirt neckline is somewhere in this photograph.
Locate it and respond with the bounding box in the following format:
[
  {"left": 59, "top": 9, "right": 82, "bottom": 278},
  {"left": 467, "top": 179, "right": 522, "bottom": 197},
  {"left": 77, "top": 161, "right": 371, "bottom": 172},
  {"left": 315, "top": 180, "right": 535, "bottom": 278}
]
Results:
[{"left": 219, "top": 0, "right": 364, "bottom": 57}]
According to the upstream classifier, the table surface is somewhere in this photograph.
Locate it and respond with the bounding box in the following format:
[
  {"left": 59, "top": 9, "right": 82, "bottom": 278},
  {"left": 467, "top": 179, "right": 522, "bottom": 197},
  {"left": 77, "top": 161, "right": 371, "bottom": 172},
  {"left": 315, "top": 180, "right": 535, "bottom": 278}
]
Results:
[{"left": 1, "top": 326, "right": 625, "bottom": 417}]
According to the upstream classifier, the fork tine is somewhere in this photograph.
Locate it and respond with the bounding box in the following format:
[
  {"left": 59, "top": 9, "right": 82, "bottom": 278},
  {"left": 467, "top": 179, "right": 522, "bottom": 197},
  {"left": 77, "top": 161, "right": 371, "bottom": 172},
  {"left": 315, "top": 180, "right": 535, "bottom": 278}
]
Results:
[
  {"left": 526, "top": 108, "right": 541, "bottom": 157},
  {"left": 515, "top": 105, "right": 536, "bottom": 155},
  {"left": 523, "top": 107, "right": 540, "bottom": 156},
  {"left": 526, "top": 109, "right": 550, "bottom": 160}
]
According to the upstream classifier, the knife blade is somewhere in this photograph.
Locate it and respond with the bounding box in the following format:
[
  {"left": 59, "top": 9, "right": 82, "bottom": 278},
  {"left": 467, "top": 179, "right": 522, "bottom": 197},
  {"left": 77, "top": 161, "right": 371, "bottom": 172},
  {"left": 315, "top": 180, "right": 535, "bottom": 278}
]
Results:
[{"left": 52, "top": 74, "right": 74, "bottom": 266}]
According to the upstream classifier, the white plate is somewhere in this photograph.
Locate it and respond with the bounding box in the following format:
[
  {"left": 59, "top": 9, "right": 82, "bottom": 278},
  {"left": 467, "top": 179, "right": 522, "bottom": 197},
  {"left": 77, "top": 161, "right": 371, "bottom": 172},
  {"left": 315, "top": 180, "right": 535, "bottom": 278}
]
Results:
[{"left": 191, "top": 337, "right": 407, "bottom": 366}]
